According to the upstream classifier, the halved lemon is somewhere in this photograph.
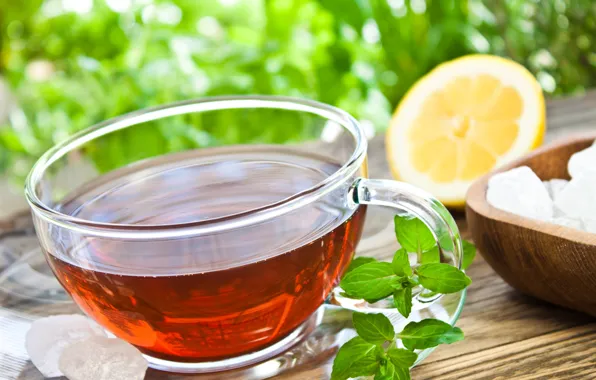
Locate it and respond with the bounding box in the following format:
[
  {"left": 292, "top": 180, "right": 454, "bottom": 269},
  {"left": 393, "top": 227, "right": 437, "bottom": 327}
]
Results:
[{"left": 386, "top": 54, "right": 545, "bottom": 207}]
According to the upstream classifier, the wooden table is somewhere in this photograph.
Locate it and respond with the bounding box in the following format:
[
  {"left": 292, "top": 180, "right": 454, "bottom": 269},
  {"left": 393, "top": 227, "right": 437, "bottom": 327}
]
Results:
[{"left": 1, "top": 92, "right": 596, "bottom": 379}]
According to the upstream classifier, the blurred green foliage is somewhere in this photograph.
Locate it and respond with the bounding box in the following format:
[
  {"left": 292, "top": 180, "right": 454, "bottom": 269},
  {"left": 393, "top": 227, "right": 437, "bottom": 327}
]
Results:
[{"left": 0, "top": 0, "right": 595, "bottom": 178}]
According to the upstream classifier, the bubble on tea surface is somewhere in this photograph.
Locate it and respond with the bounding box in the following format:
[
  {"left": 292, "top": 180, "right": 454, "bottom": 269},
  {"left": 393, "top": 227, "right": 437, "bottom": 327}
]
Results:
[
  {"left": 568, "top": 145, "right": 596, "bottom": 178},
  {"left": 487, "top": 166, "right": 553, "bottom": 221},
  {"left": 554, "top": 174, "right": 596, "bottom": 222},
  {"left": 58, "top": 336, "right": 148, "bottom": 380},
  {"left": 25, "top": 314, "right": 106, "bottom": 377}
]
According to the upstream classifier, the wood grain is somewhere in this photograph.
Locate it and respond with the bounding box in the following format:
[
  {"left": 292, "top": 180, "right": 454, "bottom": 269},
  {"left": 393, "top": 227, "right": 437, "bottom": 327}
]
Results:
[
  {"left": 466, "top": 134, "right": 596, "bottom": 316},
  {"left": 415, "top": 323, "right": 596, "bottom": 379}
]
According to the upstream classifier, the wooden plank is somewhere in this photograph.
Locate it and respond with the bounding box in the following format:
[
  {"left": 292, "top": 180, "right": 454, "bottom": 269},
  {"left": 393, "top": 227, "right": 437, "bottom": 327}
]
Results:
[
  {"left": 546, "top": 90, "right": 596, "bottom": 129},
  {"left": 413, "top": 324, "right": 596, "bottom": 379},
  {"left": 414, "top": 256, "right": 594, "bottom": 367}
]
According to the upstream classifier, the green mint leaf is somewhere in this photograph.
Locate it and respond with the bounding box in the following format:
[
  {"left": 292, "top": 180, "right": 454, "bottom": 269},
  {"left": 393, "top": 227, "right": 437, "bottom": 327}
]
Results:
[
  {"left": 462, "top": 240, "right": 476, "bottom": 270},
  {"left": 416, "top": 263, "right": 472, "bottom": 294},
  {"left": 374, "top": 361, "right": 411, "bottom": 380},
  {"left": 339, "top": 291, "right": 361, "bottom": 300},
  {"left": 438, "top": 231, "right": 456, "bottom": 254},
  {"left": 418, "top": 290, "right": 438, "bottom": 299},
  {"left": 387, "top": 348, "right": 418, "bottom": 368},
  {"left": 393, "top": 286, "right": 413, "bottom": 318},
  {"left": 340, "top": 262, "right": 400, "bottom": 302},
  {"left": 420, "top": 245, "right": 440, "bottom": 264},
  {"left": 331, "top": 336, "right": 383, "bottom": 380},
  {"left": 390, "top": 276, "right": 416, "bottom": 291},
  {"left": 345, "top": 257, "right": 377, "bottom": 275},
  {"left": 394, "top": 215, "right": 436, "bottom": 253},
  {"left": 391, "top": 248, "right": 413, "bottom": 277},
  {"left": 397, "top": 319, "right": 464, "bottom": 350},
  {"left": 352, "top": 312, "right": 395, "bottom": 345}
]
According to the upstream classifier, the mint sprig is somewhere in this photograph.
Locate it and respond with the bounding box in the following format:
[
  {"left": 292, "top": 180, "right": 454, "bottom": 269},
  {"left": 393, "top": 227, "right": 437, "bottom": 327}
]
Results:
[
  {"left": 394, "top": 215, "right": 436, "bottom": 253},
  {"left": 462, "top": 240, "right": 477, "bottom": 270},
  {"left": 417, "top": 263, "right": 472, "bottom": 294},
  {"left": 340, "top": 262, "right": 400, "bottom": 302},
  {"left": 331, "top": 313, "right": 464, "bottom": 380},
  {"left": 386, "top": 348, "right": 418, "bottom": 368},
  {"left": 375, "top": 360, "right": 410, "bottom": 380},
  {"left": 393, "top": 286, "right": 412, "bottom": 318},
  {"left": 340, "top": 254, "right": 471, "bottom": 304},
  {"left": 397, "top": 319, "right": 464, "bottom": 350},
  {"left": 332, "top": 336, "right": 384, "bottom": 380},
  {"left": 353, "top": 312, "right": 396, "bottom": 345},
  {"left": 333, "top": 213, "right": 475, "bottom": 379},
  {"left": 346, "top": 256, "right": 377, "bottom": 273},
  {"left": 391, "top": 248, "right": 412, "bottom": 277},
  {"left": 420, "top": 246, "right": 440, "bottom": 264}
]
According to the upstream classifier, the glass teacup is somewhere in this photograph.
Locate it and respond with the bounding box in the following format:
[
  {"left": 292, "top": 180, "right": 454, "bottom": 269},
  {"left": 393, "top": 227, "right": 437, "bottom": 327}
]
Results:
[{"left": 24, "top": 96, "right": 463, "bottom": 374}]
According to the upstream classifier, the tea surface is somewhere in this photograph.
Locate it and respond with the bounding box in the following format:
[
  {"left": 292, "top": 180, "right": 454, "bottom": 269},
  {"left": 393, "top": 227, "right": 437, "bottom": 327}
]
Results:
[{"left": 46, "top": 146, "right": 366, "bottom": 361}]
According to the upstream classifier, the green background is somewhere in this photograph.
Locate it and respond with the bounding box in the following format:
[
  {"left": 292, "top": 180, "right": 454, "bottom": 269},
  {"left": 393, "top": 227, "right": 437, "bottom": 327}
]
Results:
[{"left": 1, "top": 0, "right": 594, "bottom": 179}]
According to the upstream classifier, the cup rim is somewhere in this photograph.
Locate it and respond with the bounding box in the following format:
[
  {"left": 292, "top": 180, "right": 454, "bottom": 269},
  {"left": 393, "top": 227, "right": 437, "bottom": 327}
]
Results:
[{"left": 24, "top": 95, "right": 368, "bottom": 239}]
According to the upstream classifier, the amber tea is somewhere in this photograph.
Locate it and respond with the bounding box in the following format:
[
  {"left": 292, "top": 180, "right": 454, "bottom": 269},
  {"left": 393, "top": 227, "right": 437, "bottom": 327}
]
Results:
[{"left": 45, "top": 146, "right": 366, "bottom": 362}]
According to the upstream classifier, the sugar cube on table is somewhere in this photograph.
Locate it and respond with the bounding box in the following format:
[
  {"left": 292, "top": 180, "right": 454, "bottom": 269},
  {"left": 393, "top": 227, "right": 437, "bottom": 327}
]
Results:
[
  {"left": 568, "top": 145, "right": 596, "bottom": 178},
  {"left": 58, "top": 336, "right": 148, "bottom": 380},
  {"left": 554, "top": 174, "right": 596, "bottom": 221},
  {"left": 487, "top": 166, "right": 554, "bottom": 221},
  {"left": 25, "top": 314, "right": 106, "bottom": 378}
]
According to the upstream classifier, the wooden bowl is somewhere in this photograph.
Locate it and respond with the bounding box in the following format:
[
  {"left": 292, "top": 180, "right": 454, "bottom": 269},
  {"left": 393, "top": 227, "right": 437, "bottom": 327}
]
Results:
[{"left": 466, "top": 133, "right": 596, "bottom": 317}]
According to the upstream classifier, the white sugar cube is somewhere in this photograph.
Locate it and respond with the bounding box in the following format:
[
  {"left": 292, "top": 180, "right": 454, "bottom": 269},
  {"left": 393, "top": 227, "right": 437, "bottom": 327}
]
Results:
[
  {"left": 554, "top": 174, "right": 596, "bottom": 221},
  {"left": 568, "top": 145, "right": 596, "bottom": 178},
  {"left": 543, "top": 179, "right": 569, "bottom": 202},
  {"left": 58, "top": 336, "right": 148, "bottom": 380},
  {"left": 550, "top": 217, "right": 583, "bottom": 230},
  {"left": 582, "top": 218, "right": 596, "bottom": 234},
  {"left": 25, "top": 314, "right": 106, "bottom": 378},
  {"left": 487, "top": 166, "right": 553, "bottom": 221}
]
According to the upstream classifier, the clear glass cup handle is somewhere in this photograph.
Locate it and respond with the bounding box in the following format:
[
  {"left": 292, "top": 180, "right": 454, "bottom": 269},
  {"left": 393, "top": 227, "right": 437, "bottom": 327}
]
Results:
[
  {"left": 329, "top": 177, "right": 464, "bottom": 330},
  {"left": 328, "top": 176, "right": 464, "bottom": 331},
  {"left": 325, "top": 179, "right": 467, "bottom": 367},
  {"left": 351, "top": 178, "right": 463, "bottom": 269}
]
